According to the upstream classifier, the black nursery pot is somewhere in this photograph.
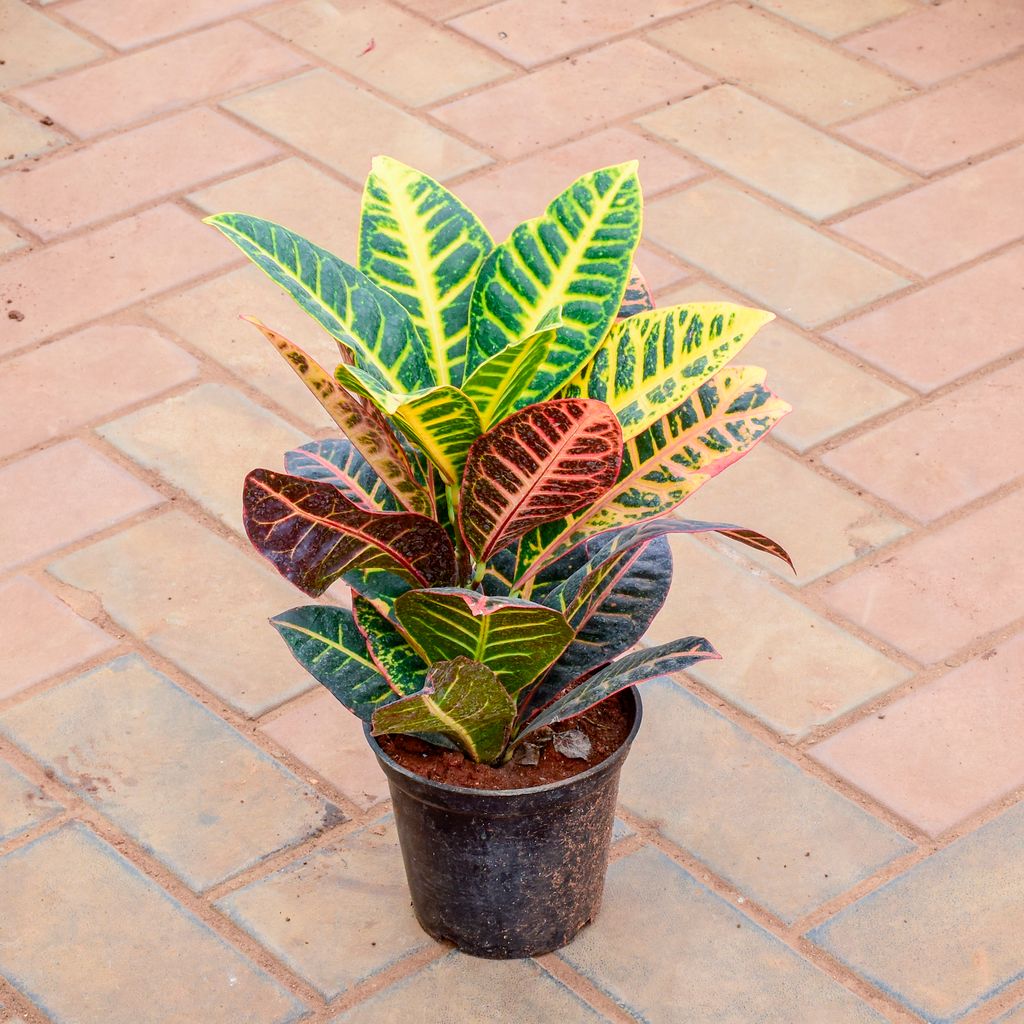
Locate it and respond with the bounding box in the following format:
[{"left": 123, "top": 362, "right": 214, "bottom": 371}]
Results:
[{"left": 365, "top": 688, "right": 642, "bottom": 959}]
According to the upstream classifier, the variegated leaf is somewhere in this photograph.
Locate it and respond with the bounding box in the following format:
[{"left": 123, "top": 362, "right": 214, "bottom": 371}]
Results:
[
  {"left": 458, "top": 399, "right": 623, "bottom": 563},
  {"left": 285, "top": 440, "right": 400, "bottom": 512},
  {"left": 515, "top": 367, "right": 791, "bottom": 583},
  {"left": 371, "top": 657, "right": 515, "bottom": 763},
  {"left": 353, "top": 596, "right": 428, "bottom": 693},
  {"left": 562, "top": 302, "right": 775, "bottom": 441},
  {"left": 243, "top": 469, "right": 457, "bottom": 597},
  {"left": 522, "top": 536, "right": 671, "bottom": 714},
  {"left": 335, "top": 363, "right": 482, "bottom": 484},
  {"left": 271, "top": 605, "right": 397, "bottom": 721},
  {"left": 616, "top": 266, "right": 654, "bottom": 320},
  {"left": 465, "top": 163, "right": 642, "bottom": 393},
  {"left": 520, "top": 637, "right": 720, "bottom": 738},
  {"left": 393, "top": 587, "right": 573, "bottom": 695},
  {"left": 204, "top": 213, "right": 433, "bottom": 391},
  {"left": 244, "top": 318, "right": 430, "bottom": 514},
  {"left": 460, "top": 306, "right": 565, "bottom": 427},
  {"left": 359, "top": 155, "right": 493, "bottom": 387}
]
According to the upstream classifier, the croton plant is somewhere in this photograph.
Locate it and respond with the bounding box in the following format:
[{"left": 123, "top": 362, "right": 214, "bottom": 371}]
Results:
[{"left": 205, "top": 156, "right": 791, "bottom": 766}]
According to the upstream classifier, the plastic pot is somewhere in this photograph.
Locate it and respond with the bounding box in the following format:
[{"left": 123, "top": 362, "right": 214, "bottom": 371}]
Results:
[{"left": 364, "top": 687, "right": 642, "bottom": 959}]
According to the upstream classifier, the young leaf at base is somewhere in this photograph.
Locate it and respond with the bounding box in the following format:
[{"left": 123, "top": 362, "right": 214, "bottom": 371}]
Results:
[{"left": 371, "top": 657, "right": 516, "bottom": 763}]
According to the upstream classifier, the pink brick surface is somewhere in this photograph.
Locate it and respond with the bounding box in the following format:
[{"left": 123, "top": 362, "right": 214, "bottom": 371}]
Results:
[{"left": 1, "top": 3, "right": 1022, "bottom": 1020}]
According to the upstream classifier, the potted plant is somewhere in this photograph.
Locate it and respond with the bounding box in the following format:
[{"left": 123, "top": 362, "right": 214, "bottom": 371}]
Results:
[{"left": 205, "top": 156, "right": 791, "bottom": 959}]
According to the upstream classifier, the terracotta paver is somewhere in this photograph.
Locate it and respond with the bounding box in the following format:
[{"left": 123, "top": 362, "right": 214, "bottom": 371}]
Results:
[
  {"left": 259, "top": 691, "right": 390, "bottom": 810},
  {"left": 823, "top": 360, "right": 1024, "bottom": 522},
  {"left": 257, "top": 0, "right": 510, "bottom": 106},
  {"left": 639, "top": 85, "right": 912, "bottom": 221},
  {"left": 646, "top": 180, "right": 910, "bottom": 326},
  {"left": 824, "top": 244, "right": 1024, "bottom": 392},
  {"left": 620, "top": 679, "right": 913, "bottom": 923},
  {"left": 0, "top": 655, "right": 341, "bottom": 891},
  {"left": 223, "top": 69, "right": 490, "bottom": 183},
  {"left": 13, "top": 21, "right": 308, "bottom": 137},
  {"left": 650, "top": 3, "right": 913, "bottom": 124},
  {"left": 0, "top": 204, "right": 238, "bottom": 354},
  {"left": 0, "top": 323, "right": 197, "bottom": 460},
  {"left": 840, "top": 54, "right": 1024, "bottom": 174},
  {"left": 808, "top": 801, "right": 1024, "bottom": 1021},
  {"left": 433, "top": 39, "right": 710, "bottom": 158},
  {"left": 811, "top": 633, "right": 1024, "bottom": 836},
  {"left": 48, "top": 512, "right": 319, "bottom": 717},
  {"left": 0, "top": 440, "right": 162, "bottom": 572},
  {"left": 0, "top": 576, "right": 114, "bottom": 701},
  {"left": 0, "top": 107, "right": 278, "bottom": 240},
  {"left": 560, "top": 846, "right": 887, "bottom": 1024},
  {"left": 0, "top": 824, "right": 306, "bottom": 1024},
  {"left": 1, "top": 2, "right": 1022, "bottom": 1019},
  {"left": 824, "top": 487, "right": 1024, "bottom": 664},
  {"left": 843, "top": 0, "right": 1024, "bottom": 85},
  {"left": 835, "top": 145, "right": 1024, "bottom": 277}
]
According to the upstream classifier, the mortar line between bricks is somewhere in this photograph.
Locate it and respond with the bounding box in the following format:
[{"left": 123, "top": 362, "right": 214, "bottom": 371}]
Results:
[
  {"left": 961, "top": 974, "right": 1024, "bottom": 1024},
  {"left": 19, "top": 4, "right": 119, "bottom": 60},
  {"left": 533, "top": 953, "right": 644, "bottom": 1024},
  {"left": 0, "top": 89, "right": 82, "bottom": 147},
  {"left": 0, "top": 972, "right": 55, "bottom": 1024}
]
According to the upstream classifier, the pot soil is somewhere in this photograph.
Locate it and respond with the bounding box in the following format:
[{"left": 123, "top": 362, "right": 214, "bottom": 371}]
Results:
[{"left": 366, "top": 687, "right": 643, "bottom": 959}]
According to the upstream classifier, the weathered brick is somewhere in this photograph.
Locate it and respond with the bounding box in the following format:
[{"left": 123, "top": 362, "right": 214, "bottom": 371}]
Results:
[
  {"left": 0, "top": 0, "right": 101, "bottom": 90},
  {"left": 0, "top": 323, "right": 198, "bottom": 460},
  {"left": 0, "top": 655, "right": 342, "bottom": 891},
  {"left": 824, "top": 361, "right": 1024, "bottom": 522},
  {"left": 0, "top": 440, "right": 162, "bottom": 573},
  {"left": 639, "top": 85, "right": 911, "bottom": 221},
  {"left": 216, "top": 819, "right": 431, "bottom": 999},
  {"left": 679, "top": 443, "right": 907, "bottom": 584},
  {"left": 331, "top": 952, "right": 607, "bottom": 1023},
  {"left": 146, "top": 266, "right": 345, "bottom": 430},
  {"left": 13, "top": 21, "right": 307, "bottom": 137},
  {"left": 808, "top": 800, "right": 1024, "bottom": 1022},
  {"left": 49, "top": 512, "right": 317, "bottom": 717},
  {"left": 0, "top": 108, "right": 278, "bottom": 240},
  {"left": 99, "top": 383, "right": 307, "bottom": 534},
  {"left": 433, "top": 39, "right": 709, "bottom": 158},
  {"left": 0, "top": 204, "right": 238, "bottom": 355},
  {"left": 647, "top": 539, "right": 911, "bottom": 737},
  {"left": 0, "top": 824, "right": 305, "bottom": 1024},
  {"left": 0, "top": 576, "right": 114, "bottom": 700},
  {"left": 0, "top": 101, "right": 64, "bottom": 163},
  {"left": 0, "top": 759, "right": 62, "bottom": 844},
  {"left": 621, "top": 679, "right": 913, "bottom": 922},
  {"left": 223, "top": 69, "right": 488, "bottom": 183},
  {"left": 257, "top": 0, "right": 508, "bottom": 105},
  {"left": 811, "top": 632, "right": 1024, "bottom": 836},
  {"left": 651, "top": 3, "right": 911, "bottom": 124},
  {"left": 646, "top": 181, "right": 909, "bottom": 327},
  {"left": 751, "top": 0, "right": 914, "bottom": 38},
  {"left": 823, "top": 487, "right": 1024, "bottom": 664},
  {"left": 560, "top": 846, "right": 887, "bottom": 1023},
  {"left": 259, "top": 691, "right": 389, "bottom": 811}
]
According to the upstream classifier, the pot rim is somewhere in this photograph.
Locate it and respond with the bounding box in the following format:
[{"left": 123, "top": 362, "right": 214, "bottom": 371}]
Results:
[{"left": 363, "top": 685, "right": 643, "bottom": 800}]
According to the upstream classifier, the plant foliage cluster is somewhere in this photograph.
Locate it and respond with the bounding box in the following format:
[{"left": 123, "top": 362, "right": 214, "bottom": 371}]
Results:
[{"left": 206, "top": 156, "right": 791, "bottom": 766}]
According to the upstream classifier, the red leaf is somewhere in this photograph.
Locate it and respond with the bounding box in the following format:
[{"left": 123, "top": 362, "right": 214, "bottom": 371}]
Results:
[
  {"left": 244, "top": 469, "right": 457, "bottom": 597},
  {"left": 458, "top": 399, "right": 623, "bottom": 563}
]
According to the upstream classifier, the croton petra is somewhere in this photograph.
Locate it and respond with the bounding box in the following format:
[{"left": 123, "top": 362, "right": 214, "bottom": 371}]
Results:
[{"left": 206, "top": 156, "right": 791, "bottom": 767}]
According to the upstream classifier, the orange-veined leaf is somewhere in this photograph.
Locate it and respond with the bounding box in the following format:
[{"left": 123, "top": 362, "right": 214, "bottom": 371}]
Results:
[{"left": 616, "top": 265, "right": 654, "bottom": 320}]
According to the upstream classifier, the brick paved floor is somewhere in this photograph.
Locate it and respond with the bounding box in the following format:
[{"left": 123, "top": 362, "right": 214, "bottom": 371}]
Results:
[{"left": 0, "top": 1, "right": 1022, "bottom": 1021}]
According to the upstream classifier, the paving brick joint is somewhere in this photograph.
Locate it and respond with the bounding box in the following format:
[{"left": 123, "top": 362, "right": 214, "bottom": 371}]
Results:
[{"left": 0, "top": 1, "right": 1021, "bottom": 1021}]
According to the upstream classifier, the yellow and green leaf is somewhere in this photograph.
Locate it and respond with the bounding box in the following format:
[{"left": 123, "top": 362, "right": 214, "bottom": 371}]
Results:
[
  {"left": 393, "top": 587, "right": 573, "bottom": 696},
  {"left": 244, "top": 318, "right": 430, "bottom": 515},
  {"left": 353, "top": 596, "right": 428, "bottom": 693},
  {"left": 461, "top": 306, "right": 564, "bottom": 427},
  {"left": 561, "top": 302, "right": 775, "bottom": 442},
  {"left": 371, "top": 657, "right": 515, "bottom": 763},
  {"left": 465, "top": 163, "right": 642, "bottom": 394},
  {"left": 205, "top": 213, "right": 434, "bottom": 392},
  {"left": 359, "top": 156, "right": 493, "bottom": 387},
  {"left": 335, "top": 363, "right": 483, "bottom": 484}
]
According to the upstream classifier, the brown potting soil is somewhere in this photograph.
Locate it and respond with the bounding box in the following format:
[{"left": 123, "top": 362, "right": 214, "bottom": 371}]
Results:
[{"left": 377, "top": 691, "right": 633, "bottom": 790}]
